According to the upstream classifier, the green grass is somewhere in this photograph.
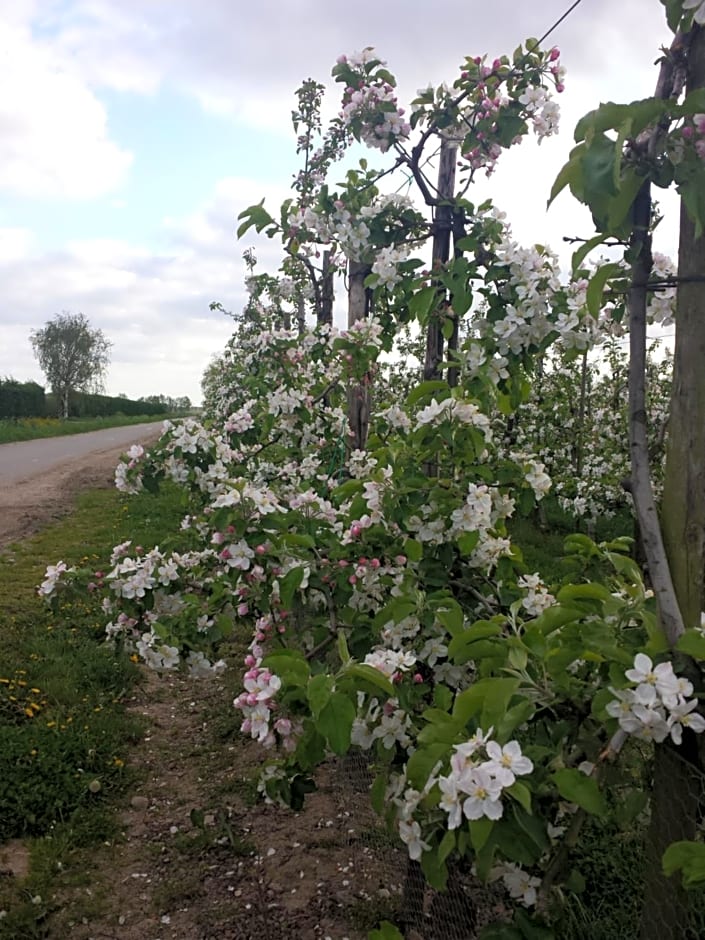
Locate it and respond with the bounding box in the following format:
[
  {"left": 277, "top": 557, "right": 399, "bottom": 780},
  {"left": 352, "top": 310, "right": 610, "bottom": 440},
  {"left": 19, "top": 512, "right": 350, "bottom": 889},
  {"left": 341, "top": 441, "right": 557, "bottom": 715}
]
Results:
[
  {"left": 510, "top": 497, "right": 636, "bottom": 584},
  {"left": 0, "top": 481, "right": 185, "bottom": 937},
  {"left": 0, "top": 413, "right": 179, "bottom": 444}
]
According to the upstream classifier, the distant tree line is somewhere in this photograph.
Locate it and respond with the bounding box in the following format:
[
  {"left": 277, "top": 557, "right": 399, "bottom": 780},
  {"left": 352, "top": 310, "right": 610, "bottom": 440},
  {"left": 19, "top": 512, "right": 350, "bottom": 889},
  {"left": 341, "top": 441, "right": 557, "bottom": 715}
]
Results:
[{"left": 0, "top": 378, "right": 191, "bottom": 420}]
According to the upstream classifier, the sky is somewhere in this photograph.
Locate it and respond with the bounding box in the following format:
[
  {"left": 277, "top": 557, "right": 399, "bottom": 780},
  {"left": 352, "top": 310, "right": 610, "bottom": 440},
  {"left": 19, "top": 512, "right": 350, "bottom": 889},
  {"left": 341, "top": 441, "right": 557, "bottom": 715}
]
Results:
[{"left": 0, "top": 0, "right": 679, "bottom": 406}]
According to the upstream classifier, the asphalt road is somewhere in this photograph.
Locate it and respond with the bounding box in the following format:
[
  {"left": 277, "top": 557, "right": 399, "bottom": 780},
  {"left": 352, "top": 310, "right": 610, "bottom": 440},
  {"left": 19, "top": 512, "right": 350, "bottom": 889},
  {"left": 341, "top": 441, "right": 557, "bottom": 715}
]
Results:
[{"left": 0, "top": 422, "right": 166, "bottom": 486}]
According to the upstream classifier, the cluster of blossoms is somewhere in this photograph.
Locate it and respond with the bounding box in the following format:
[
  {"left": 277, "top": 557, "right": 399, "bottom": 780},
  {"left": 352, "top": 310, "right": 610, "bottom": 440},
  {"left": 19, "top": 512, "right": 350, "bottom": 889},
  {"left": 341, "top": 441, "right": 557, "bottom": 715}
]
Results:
[
  {"left": 335, "top": 49, "right": 410, "bottom": 152},
  {"left": 288, "top": 193, "right": 424, "bottom": 291},
  {"left": 351, "top": 695, "right": 414, "bottom": 751},
  {"left": 517, "top": 573, "right": 555, "bottom": 617},
  {"left": 381, "top": 729, "right": 535, "bottom": 875},
  {"left": 607, "top": 654, "right": 705, "bottom": 745},
  {"left": 38, "top": 560, "right": 73, "bottom": 597},
  {"left": 437, "top": 730, "right": 533, "bottom": 827},
  {"left": 448, "top": 47, "right": 564, "bottom": 176},
  {"left": 233, "top": 666, "right": 289, "bottom": 746}
]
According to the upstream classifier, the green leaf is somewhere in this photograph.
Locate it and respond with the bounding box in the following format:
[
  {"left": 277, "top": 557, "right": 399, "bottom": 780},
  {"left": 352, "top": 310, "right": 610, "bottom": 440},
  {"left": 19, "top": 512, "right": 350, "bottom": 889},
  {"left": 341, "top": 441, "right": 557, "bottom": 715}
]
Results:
[
  {"left": 469, "top": 817, "right": 494, "bottom": 852},
  {"left": 565, "top": 869, "right": 586, "bottom": 893},
  {"left": 369, "top": 922, "right": 404, "bottom": 940},
  {"left": 408, "top": 286, "right": 439, "bottom": 324},
  {"left": 581, "top": 133, "right": 618, "bottom": 200},
  {"left": 436, "top": 602, "right": 465, "bottom": 636},
  {"left": 372, "top": 598, "right": 418, "bottom": 631},
  {"left": 677, "top": 88, "right": 705, "bottom": 117},
  {"left": 438, "top": 828, "right": 456, "bottom": 864},
  {"left": 318, "top": 692, "right": 356, "bottom": 755},
  {"left": 453, "top": 678, "right": 520, "bottom": 726},
  {"left": 279, "top": 565, "right": 305, "bottom": 609},
  {"left": 548, "top": 145, "right": 584, "bottom": 208},
  {"left": 406, "top": 743, "right": 448, "bottom": 789},
  {"left": 571, "top": 233, "right": 608, "bottom": 274},
  {"left": 585, "top": 262, "right": 624, "bottom": 317},
  {"left": 526, "top": 604, "right": 581, "bottom": 636},
  {"left": 662, "top": 841, "right": 705, "bottom": 888},
  {"left": 262, "top": 651, "right": 310, "bottom": 687},
  {"left": 457, "top": 530, "right": 481, "bottom": 556},
  {"left": 405, "top": 380, "right": 448, "bottom": 409},
  {"left": 333, "top": 632, "right": 351, "bottom": 668},
  {"left": 236, "top": 199, "right": 276, "bottom": 238},
  {"left": 370, "top": 773, "right": 387, "bottom": 815},
  {"left": 447, "top": 621, "right": 503, "bottom": 659},
  {"left": 346, "top": 663, "right": 395, "bottom": 697},
  {"left": 403, "top": 538, "right": 423, "bottom": 562},
  {"left": 677, "top": 630, "right": 705, "bottom": 659},
  {"left": 506, "top": 781, "right": 532, "bottom": 814},
  {"left": 281, "top": 532, "right": 316, "bottom": 549},
  {"left": 421, "top": 848, "right": 448, "bottom": 890},
  {"left": 574, "top": 98, "right": 667, "bottom": 142},
  {"left": 552, "top": 768, "right": 607, "bottom": 817},
  {"left": 607, "top": 169, "right": 643, "bottom": 233},
  {"left": 307, "top": 674, "right": 333, "bottom": 717},
  {"left": 661, "top": 0, "right": 684, "bottom": 32}
]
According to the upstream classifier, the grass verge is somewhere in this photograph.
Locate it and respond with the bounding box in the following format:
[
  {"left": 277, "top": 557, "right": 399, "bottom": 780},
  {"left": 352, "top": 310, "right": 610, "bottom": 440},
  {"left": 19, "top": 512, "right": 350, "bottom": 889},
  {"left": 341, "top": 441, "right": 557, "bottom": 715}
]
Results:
[
  {"left": 0, "top": 414, "right": 190, "bottom": 445},
  {"left": 0, "top": 481, "right": 185, "bottom": 938}
]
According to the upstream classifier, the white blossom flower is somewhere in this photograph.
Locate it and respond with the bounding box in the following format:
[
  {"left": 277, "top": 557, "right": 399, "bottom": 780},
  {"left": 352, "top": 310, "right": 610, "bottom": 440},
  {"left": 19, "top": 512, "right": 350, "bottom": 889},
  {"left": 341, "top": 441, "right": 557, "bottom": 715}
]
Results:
[
  {"left": 484, "top": 740, "right": 534, "bottom": 787},
  {"left": 462, "top": 768, "right": 504, "bottom": 821}
]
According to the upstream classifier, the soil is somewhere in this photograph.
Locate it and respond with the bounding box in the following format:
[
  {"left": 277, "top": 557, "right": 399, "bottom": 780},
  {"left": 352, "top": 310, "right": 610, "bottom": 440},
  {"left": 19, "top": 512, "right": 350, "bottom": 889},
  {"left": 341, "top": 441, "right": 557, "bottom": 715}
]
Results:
[{"left": 0, "top": 439, "right": 159, "bottom": 551}]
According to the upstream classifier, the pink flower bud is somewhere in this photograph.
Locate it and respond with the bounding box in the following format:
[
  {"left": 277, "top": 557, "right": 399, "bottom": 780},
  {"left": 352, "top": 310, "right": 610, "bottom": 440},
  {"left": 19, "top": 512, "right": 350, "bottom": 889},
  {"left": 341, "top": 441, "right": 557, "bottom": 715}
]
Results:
[
  {"left": 244, "top": 655, "right": 256, "bottom": 667},
  {"left": 395, "top": 554, "right": 407, "bottom": 565},
  {"left": 237, "top": 603, "right": 249, "bottom": 616},
  {"left": 413, "top": 673, "right": 424, "bottom": 684},
  {"left": 255, "top": 544, "right": 266, "bottom": 555},
  {"left": 350, "top": 524, "right": 362, "bottom": 538},
  {"left": 348, "top": 574, "right": 357, "bottom": 585},
  {"left": 549, "top": 47, "right": 560, "bottom": 61},
  {"left": 338, "top": 559, "right": 349, "bottom": 568},
  {"left": 370, "top": 558, "right": 381, "bottom": 569}
]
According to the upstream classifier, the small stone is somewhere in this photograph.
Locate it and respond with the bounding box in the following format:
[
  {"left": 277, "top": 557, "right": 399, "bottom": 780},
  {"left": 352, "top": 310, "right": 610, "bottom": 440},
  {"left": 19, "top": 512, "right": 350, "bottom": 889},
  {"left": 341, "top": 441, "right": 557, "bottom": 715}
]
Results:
[{"left": 131, "top": 796, "right": 150, "bottom": 811}]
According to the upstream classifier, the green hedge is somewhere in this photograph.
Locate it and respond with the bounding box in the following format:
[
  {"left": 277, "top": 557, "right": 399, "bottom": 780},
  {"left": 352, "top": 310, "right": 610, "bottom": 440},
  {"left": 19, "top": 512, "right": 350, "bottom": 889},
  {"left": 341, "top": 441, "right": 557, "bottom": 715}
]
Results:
[
  {"left": 0, "top": 378, "right": 46, "bottom": 419},
  {"left": 0, "top": 378, "right": 169, "bottom": 419}
]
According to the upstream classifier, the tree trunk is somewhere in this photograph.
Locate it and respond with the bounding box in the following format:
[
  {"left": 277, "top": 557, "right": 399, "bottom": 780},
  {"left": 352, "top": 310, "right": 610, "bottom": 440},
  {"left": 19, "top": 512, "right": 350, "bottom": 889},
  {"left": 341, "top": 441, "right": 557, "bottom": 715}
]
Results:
[
  {"left": 639, "top": 25, "right": 705, "bottom": 940},
  {"left": 423, "top": 140, "right": 457, "bottom": 381},
  {"left": 346, "top": 260, "right": 373, "bottom": 452},
  {"left": 661, "top": 25, "right": 705, "bottom": 636},
  {"left": 319, "top": 250, "right": 334, "bottom": 327}
]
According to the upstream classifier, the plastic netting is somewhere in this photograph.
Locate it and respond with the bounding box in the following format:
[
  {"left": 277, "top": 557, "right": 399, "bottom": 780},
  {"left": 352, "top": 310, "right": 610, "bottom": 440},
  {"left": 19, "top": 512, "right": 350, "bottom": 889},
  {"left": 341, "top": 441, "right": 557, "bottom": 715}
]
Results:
[{"left": 333, "top": 745, "right": 705, "bottom": 940}]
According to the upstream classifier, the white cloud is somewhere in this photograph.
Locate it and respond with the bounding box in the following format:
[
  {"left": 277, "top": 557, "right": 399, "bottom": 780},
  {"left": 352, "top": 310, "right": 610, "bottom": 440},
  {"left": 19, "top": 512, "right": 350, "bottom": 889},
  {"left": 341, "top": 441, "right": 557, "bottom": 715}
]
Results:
[
  {"left": 0, "top": 18, "right": 132, "bottom": 198},
  {"left": 0, "top": 175, "right": 290, "bottom": 404}
]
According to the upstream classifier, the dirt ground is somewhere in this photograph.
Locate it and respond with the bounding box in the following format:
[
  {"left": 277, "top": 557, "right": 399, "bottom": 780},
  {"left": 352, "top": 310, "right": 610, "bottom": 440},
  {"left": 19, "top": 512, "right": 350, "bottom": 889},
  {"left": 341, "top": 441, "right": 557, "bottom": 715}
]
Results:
[{"left": 0, "top": 439, "right": 157, "bottom": 551}]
